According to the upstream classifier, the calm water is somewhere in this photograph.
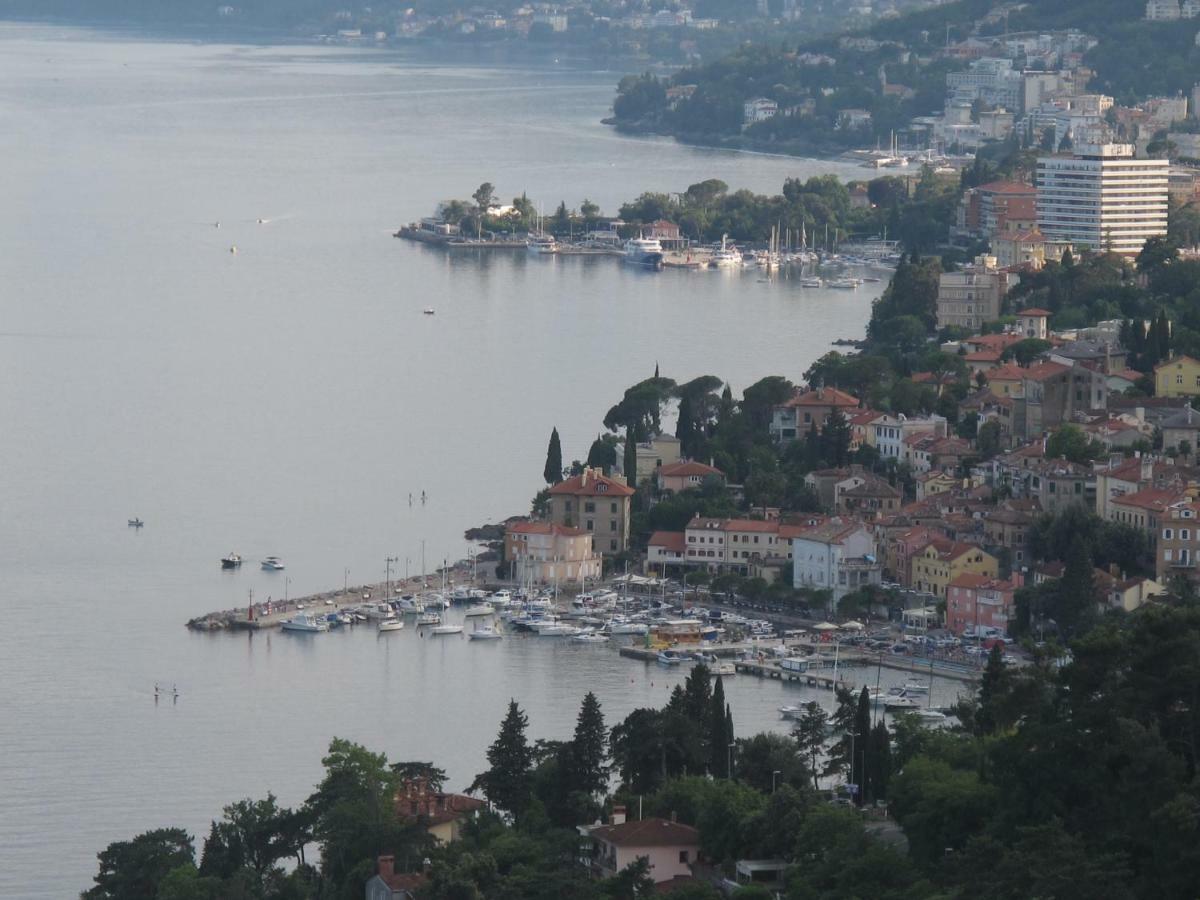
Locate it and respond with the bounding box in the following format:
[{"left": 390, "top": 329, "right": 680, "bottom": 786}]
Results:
[{"left": 0, "top": 24, "right": 951, "bottom": 896}]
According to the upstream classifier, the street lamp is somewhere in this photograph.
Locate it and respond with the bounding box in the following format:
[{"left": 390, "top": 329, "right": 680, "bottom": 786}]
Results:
[{"left": 771, "top": 770, "right": 781, "bottom": 793}]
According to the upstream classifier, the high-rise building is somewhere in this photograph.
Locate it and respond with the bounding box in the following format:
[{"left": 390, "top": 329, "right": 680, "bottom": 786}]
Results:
[{"left": 1036, "top": 143, "right": 1169, "bottom": 256}]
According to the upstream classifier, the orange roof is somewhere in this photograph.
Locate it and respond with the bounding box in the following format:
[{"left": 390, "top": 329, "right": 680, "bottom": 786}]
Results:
[
  {"left": 649, "top": 531, "right": 686, "bottom": 553},
  {"left": 919, "top": 538, "right": 988, "bottom": 561},
  {"left": 1017, "top": 307, "right": 1051, "bottom": 317},
  {"left": 849, "top": 409, "right": 885, "bottom": 425},
  {"left": 507, "top": 521, "right": 588, "bottom": 537},
  {"left": 659, "top": 460, "right": 724, "bottom": 478},
  {"left": 985, "top": 363, "right": 1026, "bottom": 381},
  {"left": 781, "top": 386, "right": 859, "bottom": 409},
  {"left": 948, "top": 572, "right": 993, "bottom": 590},
  {"left": 964, "top": 349, "right": 1003, "bottom": 363},
  {"left": 548, "top": 470, "right": 634, "bottom": 498},
  {"left": 1111, "top": 487, "right": 1184, "bottom": 512},
  {"left": 966, "top": 333, "right": 1022, "bottom": 352},
  {"left": 976, "top": 180, "right": 1036, "bottom": 195},
  {"left": 1023, "top": 361, "right": 1070, "bottom": 381}
]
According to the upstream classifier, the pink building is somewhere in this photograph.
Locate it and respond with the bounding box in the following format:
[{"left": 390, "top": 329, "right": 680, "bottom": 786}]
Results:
[
  {"left": 581, "top": 811, "right": 700, "bottom": 886},
  {"left": 946, "top": 573, "right": 1022, "bottom": 636}
]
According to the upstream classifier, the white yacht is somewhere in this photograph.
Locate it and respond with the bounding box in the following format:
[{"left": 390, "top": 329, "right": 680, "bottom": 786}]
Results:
[
  {"left": 570, "top": 631, "right": 609, "bottom": 644},
  {"left": 281, "top": 613, "right": 327, "bottom": 633},
  {"left": 623, "top": 236, "right": 664, "bottom": 268},
  {"left": 396, "top": 596, "right": 425, "bottom": 614},
  {"left": 378, "top": 618, "right": 405, "bottom": 633},
  {"left": 710, "top": 235, "right": 740, "bottom": 268},
  {"left": 535, "top": 622, "right": 579, "bottom": 637},
  {"left": 526, "top": 232, "right": 558, "bottom": 254},
  {"left": 883, "top": 694, "right": 921, "bottom": 711},
  {"left": 261, "top": 556, "right": 285, "bottom": 571},
  {"left": 430, "top": 623, "right": 464, "bottom": 636},
  {"left": 464, "top": 603, "right": 494, "bottom": 618},
  {"left": 416, "top": 611, "right": 441, "bottom": 626},
  {"left": 469, "top": 624, "right": 503, "bottom": 640}
]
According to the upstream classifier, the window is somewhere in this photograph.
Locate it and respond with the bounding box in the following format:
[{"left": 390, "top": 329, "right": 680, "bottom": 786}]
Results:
[
  {"left": 610, "top": 520, "right": 617, "bottom": 531},
  {"left": 586, "top": 520, "right": 594, "bottom": 531},
  {"left": 610, "top": 540, "right": 617, "bottom": 551},
  {"left": 610, "top": 502, "right": 617, "bottom": 513},
  {"left": 679, "top": 851, "right": 689, "bottom": 864},
  {"left": 1165, "top": 529, "right": 1174, "bottom": 541},
  {"left": 1178, "top": 375, "right": 1184, "bottom": 385},
  {"left": 1183, "top": 529, "right": 1191, "bottom": 541},
  {"left": 584, "top": 501, "right": 595, "bottom": 513}
]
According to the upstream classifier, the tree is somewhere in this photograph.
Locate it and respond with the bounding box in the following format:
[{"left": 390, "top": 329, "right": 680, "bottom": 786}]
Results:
[
  {"left": 580, "top": 198, "right": 600, "bottom": 225},
  {"left": 1058, "top": 534, "right": 1098, "bottom": 638},
  {"left": 623, "top": 426, "right": 639, "bottom": 487},
  {"left": 602, "top": 856, "right": 656, "bottom": 898},
  {"left": 710, "top": 676, "right": 731, "bottom": 777},
  {"left": 850, "top": 687, "right": 871, "bottom": 804},
  {"left": 472, "top": 701, "right": 534, "bottom": 822},
  {"left": 85, "top": 828, "right": 196, "bottom": 900},
  {"left": 544, "top": 427, "right": 563, "bottom": 485},
  {"left": 570, "top": 692, "right": 609, "bottom": 797},
  {"left": 793, "top": 702, "right": 829, "bottom": 789},
  {"left": 866, "top": 721, "right": 891, "bottom": 803},
  {"left": 472, "top": 182, "right": 496, "bottom": 214},
  {"left": 197, "top": 795, "right": 292, "bottom": 888},
  {"left": 1045, "top": 424, "right": 1102, "bottom": 464},
  {"left": 822, "top": 408, "right": 852, "bottom": 467},
  {"left": 976, "top": 419, "right": 1002, "bottom": 458},
  {"left": 975, "top": 645, "right": 1011, "bottom": 736}
]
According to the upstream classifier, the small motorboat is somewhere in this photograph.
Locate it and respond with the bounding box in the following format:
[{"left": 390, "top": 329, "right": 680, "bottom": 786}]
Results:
[
  {"left": 281, "top": 613, "right": 327, "bottom": 633},
  {"left": 469, "top": 625, "right": 503, "bottom": 640},
  {"left": 778, "top": 705, "right": 804, "bottom": 719},
  {"left": 221, "top": 553, "right": 243, "bottom": 569},
  {"left": 261, "top": 556, "right": 285, "bottom": 571},
  {"left": 710, "top": 662, "right": 736, "bottom": 676},
  {"left": 378, "top": 618, "right": 405, "bottom": 633},
  {"left": 430, "top": 623, "right": 464, "bottom": 636},
  {"left": 657, "top": 649, "right": 687, "bottom": 665},
  {"left": 127, "top": 518, "right": 144, "bottom": 528},
  {"left": 571, "top": 630, "right": 609, "bottom": 644},
  {"left": 423, "top": 308, "right": 435, "bottom": 315},
  {"left": 884, "top": 694, "right": 921, "bottom": 711}
]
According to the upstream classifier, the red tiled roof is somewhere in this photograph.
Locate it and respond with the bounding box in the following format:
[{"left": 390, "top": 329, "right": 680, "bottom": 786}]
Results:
[
  {"left": 649, "top": 531, "right": 686, "bottom": 553},
  {"left": 948, "top": 572, "right": 992, "bottom": 589},
  {"left": 659, "top": 460, "right": 724, "bottom": 478},
  {"left": 976, "top": 180, "right": 1037, "bottom": 195},
  {"left": 849, "top": 409, "right": 885, "bottom": 426},
  {"left": 964, "top": 349, "right": 1003, "bottom": 363},
  {"left": 984, "top": 363, "right": 1026, "bottom": 381},
  {"left": 548, "top": 470, "right": 635, "bottom": 497},
  {"left": 1017, "top": 307, "right": 1051, "bottom": 317},
  {"left": 919, "top": 538, "right": 988, "bottom": 561},
  {"left": 1022, "top": 361, "right": 1070, "bottom": 382},
  {"left": 1111, "top": 487, "right": 1184, "bottom": 512},
  {"left": 507, "top": 521, "right": 588, "bottom": 537},
  {"left": 1000, "top": 230, "right": 1045, "bottom": 243},
  {"left": 966, "top": 333, "right": 1023, "bottom": 352},
  {"left": 590, "top": 818, "right": 701, "bottom": 848},
  {"left": 781, "top": 386, "right": 860, "bottom": 408}
]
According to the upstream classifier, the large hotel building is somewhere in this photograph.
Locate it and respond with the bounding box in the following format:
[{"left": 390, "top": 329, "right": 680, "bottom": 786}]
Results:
[{"left": 1036, "top": 143, "right": 1169, "bottom": 256}]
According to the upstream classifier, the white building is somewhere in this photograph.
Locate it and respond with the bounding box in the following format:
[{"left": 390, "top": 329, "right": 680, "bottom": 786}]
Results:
[
  {"left": 935, "top": 254, "right": 1020, "bottom": 332},
  {"left": 1037, "top": 143, "right": 1169, "bottom": 256},
  {"left": 743, "top": 97, "right": 779, "bottom": 125},
  {"left": 873, "top": 414, "right": 949, "bottom": 462},
  {"left": 1146, "top": 0, "right": 1181, "bottom": 18},
  {"left": 791, "top": 521, "right": 881, "bottom": 604}
]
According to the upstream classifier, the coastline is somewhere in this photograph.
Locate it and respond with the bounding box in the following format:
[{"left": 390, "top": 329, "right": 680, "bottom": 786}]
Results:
[{"left": 605, "top": 117, "right": 862, "bottom": 166}]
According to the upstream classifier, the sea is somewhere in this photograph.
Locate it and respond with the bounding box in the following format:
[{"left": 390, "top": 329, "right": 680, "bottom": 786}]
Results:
[{"left": 0, "top": 23, "right": 961, "bottom": 896}]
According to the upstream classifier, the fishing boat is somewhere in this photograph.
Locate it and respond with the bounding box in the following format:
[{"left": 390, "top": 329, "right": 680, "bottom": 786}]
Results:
[
  {"left": 260, "top": 556, "right": 285, "bottom": 571},
  {"left": 468, "top": 624, "right": 503, "bottom": 640},
  {"left": 281, "top": 613, "right": 327, "bottom": 633},
  {"left": 127, "top": 518, "right": 144, "bottom": 528},
  {"left": 430, "top": 623, "right": 464, "bottom": 636},
  {"left": 378, "top": 618, "right": 405, "bottom": 633},
  {"left": 464, "top": 603, "right": 494, "bottom": 617},
  {"left": 221, "top": 553, "right": 243, "bottom": 569}
]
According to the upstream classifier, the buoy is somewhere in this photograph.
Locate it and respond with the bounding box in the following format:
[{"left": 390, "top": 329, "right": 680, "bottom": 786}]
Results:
[{"left": 230, "top": 246, "right": 238, "bottom": 254}]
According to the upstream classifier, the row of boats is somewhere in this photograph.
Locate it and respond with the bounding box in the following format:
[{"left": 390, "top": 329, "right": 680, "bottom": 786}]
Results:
[
  {"left": 221, "top": 553, "right": 284, "bottom": 571},
  {"left": 777, "top": 681, "right": 947, "bottom": 725}
]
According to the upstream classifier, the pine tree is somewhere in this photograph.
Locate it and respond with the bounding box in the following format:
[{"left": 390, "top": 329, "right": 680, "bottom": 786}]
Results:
[
  {"left": 471, "top": 700, "right": 533, "bottom": 821},
  {"left": 1156, "top": 309, "right": 1172, "bottom": 361},
  {"left": 1059, "top": 534, "right": 1097, "bottom": 638},
  {"left": 975, "top": 645, "right": 1011, "bottom": 736},
  {"left": 822, "top": 408, "right": 852, "bottom": 467},
  {"left": 654, "top": 362, "right": 660, "bottom": 379},
  {"left": 709, "top": 676, "right": 729, "bottom": 777},
  {"left": 682, "top": 665, "right": 712, "bottom": 734},
  {"left": 543, "top": 427, "right": 563, "bottom": 485},
  {"left": 794, "top": 702, "right": 828, "bottom": 789},
  {"left": 570, "top": 692, "right": 609, "bottom": 796}
]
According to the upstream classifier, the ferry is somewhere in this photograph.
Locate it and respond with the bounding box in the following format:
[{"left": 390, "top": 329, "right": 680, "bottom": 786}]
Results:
[{"left": 623, "top": 236, "right": 664, "bottom": 269}]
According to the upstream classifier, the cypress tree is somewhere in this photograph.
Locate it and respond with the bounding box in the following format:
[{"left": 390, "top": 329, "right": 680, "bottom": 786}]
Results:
[
  {"left": 868, "top": 720, "right": 891, "bottom": 802},
  {"left": 570, "top": 691, "right": 609, "bottom": 796},
  {"left": 676, "top": 393, "right": 696, "bottom": 458},
  {"left": 851, "top": 687, "right": 871, "bottom": 805},
  {"left": 1156, "top": 309, "right": 1172, "bottom": 361},
  {"left": 472, "top": 700, "right": 533, "bottom": 821},
  {"left": 543, "top": 427, "right": 563, "bottom": 485},
  {"left": 709, "top": 676, "right": 729, "bottom": 777},
  {"left": 624, "top": 425, "right": 639, "bottom": 486}
]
